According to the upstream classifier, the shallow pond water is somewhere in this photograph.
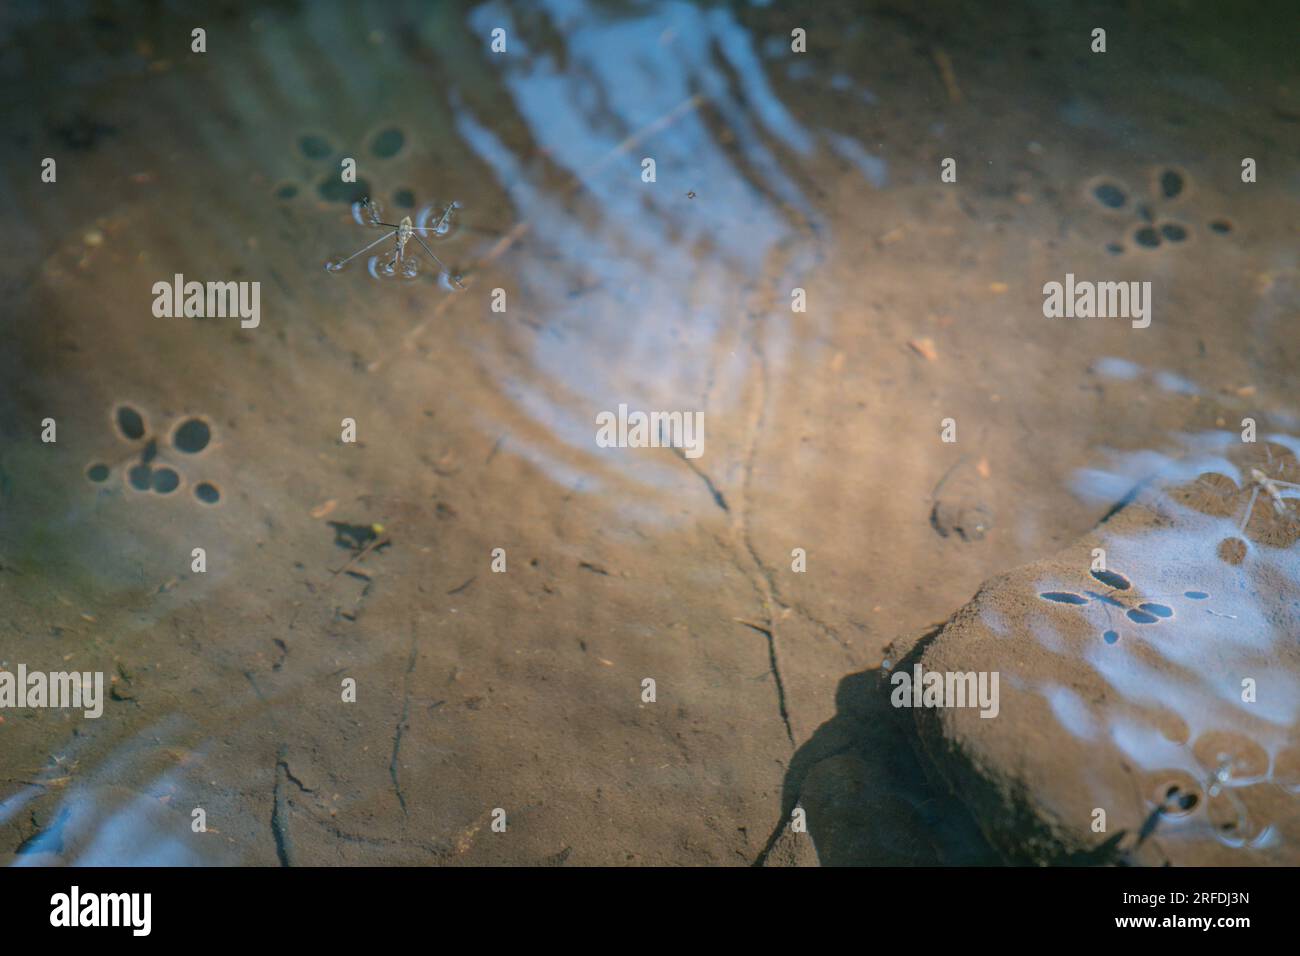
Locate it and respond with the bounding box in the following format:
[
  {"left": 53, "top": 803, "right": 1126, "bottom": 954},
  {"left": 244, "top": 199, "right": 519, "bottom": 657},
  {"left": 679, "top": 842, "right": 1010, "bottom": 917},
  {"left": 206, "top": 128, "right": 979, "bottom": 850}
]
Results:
[{"left": 0, "top": 0, "right": 1297, "bottom": 866}]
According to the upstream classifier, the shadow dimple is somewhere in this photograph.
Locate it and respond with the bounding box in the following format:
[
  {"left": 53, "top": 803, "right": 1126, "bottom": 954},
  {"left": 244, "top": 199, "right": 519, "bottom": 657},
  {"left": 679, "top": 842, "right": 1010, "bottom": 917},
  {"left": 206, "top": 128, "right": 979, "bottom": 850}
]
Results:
[
  {"left": 173, "top": 417, "right": 212, "bottom": 454},
  {"left": 1092, "top": 181, "right": 1127, "bottom": 208},
  {"left": 115, "top": 404, "right": 146, "bottom": 440},
  {"left": 86, "top": 463, "right": 109, "bottom": 483},
  {"left": 194, "top": 482, "right": 221, "bottom": 505},
  {"left": 319, "top": 176, "right": 372, "bottom": 204},
  {"left": 1150, "top": 773, "right": 1203, "bottom": 820},
  {"left": 152, "top": 466, "right": 180, "bottom": 494},
  {"left": 299, "top": 134, "right": 332, "bottom": 159},
  {"left": 370, "top": 127, "right": 405, "bottom": 158},
  {"left": 1039, "top": 591, "right": 1088, "bottom": 605},
  {"left": 1162, "top": 784, "right": 1198, "bottom": 815},
  {"left": 1134, "top": 225, "right": 1161, "bottom": 249},
  {"left": 1090, "top": 568, "right": 1130, "bottom": 590},
  {"left": 1158, "top": 168, "right": 1185, "bottom": 199},
  {"left": 127, "top": 463, "right": 151, "bottom": 491}
]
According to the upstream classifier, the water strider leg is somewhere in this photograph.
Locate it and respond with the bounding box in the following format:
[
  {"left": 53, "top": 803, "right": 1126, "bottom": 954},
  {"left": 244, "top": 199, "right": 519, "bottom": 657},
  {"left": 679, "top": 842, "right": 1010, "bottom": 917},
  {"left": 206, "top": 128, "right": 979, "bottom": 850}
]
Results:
[
  {"left": 1239, "top": 485, "right": 1260, "bottom": 531},
  {"left": 327, "top": 230, "right": 398, "bottom": 271},
  {"left": 410, "top": 233, "right": 464, "bottom": 288}
]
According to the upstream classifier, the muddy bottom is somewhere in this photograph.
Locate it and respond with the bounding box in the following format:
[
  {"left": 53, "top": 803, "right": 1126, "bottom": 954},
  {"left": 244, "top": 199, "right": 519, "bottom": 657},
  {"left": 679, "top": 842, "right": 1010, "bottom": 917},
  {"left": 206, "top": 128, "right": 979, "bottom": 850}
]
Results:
[{"left": 0, "top": 0, "right": 1297, "bottom": 866}]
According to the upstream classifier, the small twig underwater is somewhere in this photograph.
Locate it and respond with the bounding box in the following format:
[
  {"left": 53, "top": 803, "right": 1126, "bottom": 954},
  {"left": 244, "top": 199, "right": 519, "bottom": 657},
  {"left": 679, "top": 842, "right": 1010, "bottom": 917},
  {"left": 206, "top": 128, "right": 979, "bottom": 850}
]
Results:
[{"left": 328, "top": 535, "right": 390, "bottom": 585}]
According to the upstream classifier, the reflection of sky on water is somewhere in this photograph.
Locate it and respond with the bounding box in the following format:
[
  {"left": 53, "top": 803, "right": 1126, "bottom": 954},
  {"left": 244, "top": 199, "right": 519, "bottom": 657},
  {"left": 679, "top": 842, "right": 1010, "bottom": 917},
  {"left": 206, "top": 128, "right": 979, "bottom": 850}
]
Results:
[
  {"left": 1072, "top": 430, "right": 1260, "bottom": 505},
  {"left": 455, "top": 1, "right": 841, "bottom": 496},
  {"left": 1043, "top": 684, "right": 1100, "bottom": 741},
  {"left": 1109, "top": 717, "right": 1187, "bottom": 772},
  {"left": 10, "top": 719, "right": 216, "bottom": 866},
  {"left": 12, "top": 780, "right": 204, "bottom": 866},
  {"left": 1024, "top": 426, "right": 1300, "bottom": 850},
  {"left": 1090, "top": 356, "right": 1198, "bottom": 398}
]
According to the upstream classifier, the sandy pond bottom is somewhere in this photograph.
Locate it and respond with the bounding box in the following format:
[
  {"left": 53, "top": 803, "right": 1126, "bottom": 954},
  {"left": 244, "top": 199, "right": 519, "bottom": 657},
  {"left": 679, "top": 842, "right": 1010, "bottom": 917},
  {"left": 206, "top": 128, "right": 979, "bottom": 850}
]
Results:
[{"left": 0, "top": 1, "right": 1297, "bottom": 865}]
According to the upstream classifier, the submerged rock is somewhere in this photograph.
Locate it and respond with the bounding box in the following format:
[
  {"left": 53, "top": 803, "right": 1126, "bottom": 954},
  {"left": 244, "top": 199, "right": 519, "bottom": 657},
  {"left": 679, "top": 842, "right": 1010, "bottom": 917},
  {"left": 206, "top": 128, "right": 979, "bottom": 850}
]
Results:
[{"left": 905, "top": 439, "right": 1300, "bottom": 865}]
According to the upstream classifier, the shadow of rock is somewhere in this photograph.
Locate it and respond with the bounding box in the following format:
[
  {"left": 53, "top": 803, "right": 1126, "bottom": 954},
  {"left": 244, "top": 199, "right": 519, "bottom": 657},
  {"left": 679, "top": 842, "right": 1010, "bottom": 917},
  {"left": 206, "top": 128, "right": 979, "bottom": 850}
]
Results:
[{"left": 759, "top": 642, "right": 1002, "bottom": 866}]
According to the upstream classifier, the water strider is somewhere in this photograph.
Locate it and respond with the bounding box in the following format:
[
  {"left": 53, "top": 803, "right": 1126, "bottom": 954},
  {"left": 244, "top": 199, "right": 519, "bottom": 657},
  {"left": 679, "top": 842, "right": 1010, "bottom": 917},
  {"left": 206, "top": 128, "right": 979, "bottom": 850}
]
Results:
[
  {"left": 1241, "top": 466, "right": 1300, "bottom": 530},
  {"left": 326, "top": 198, "right": 465, "bottom": 287}
]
